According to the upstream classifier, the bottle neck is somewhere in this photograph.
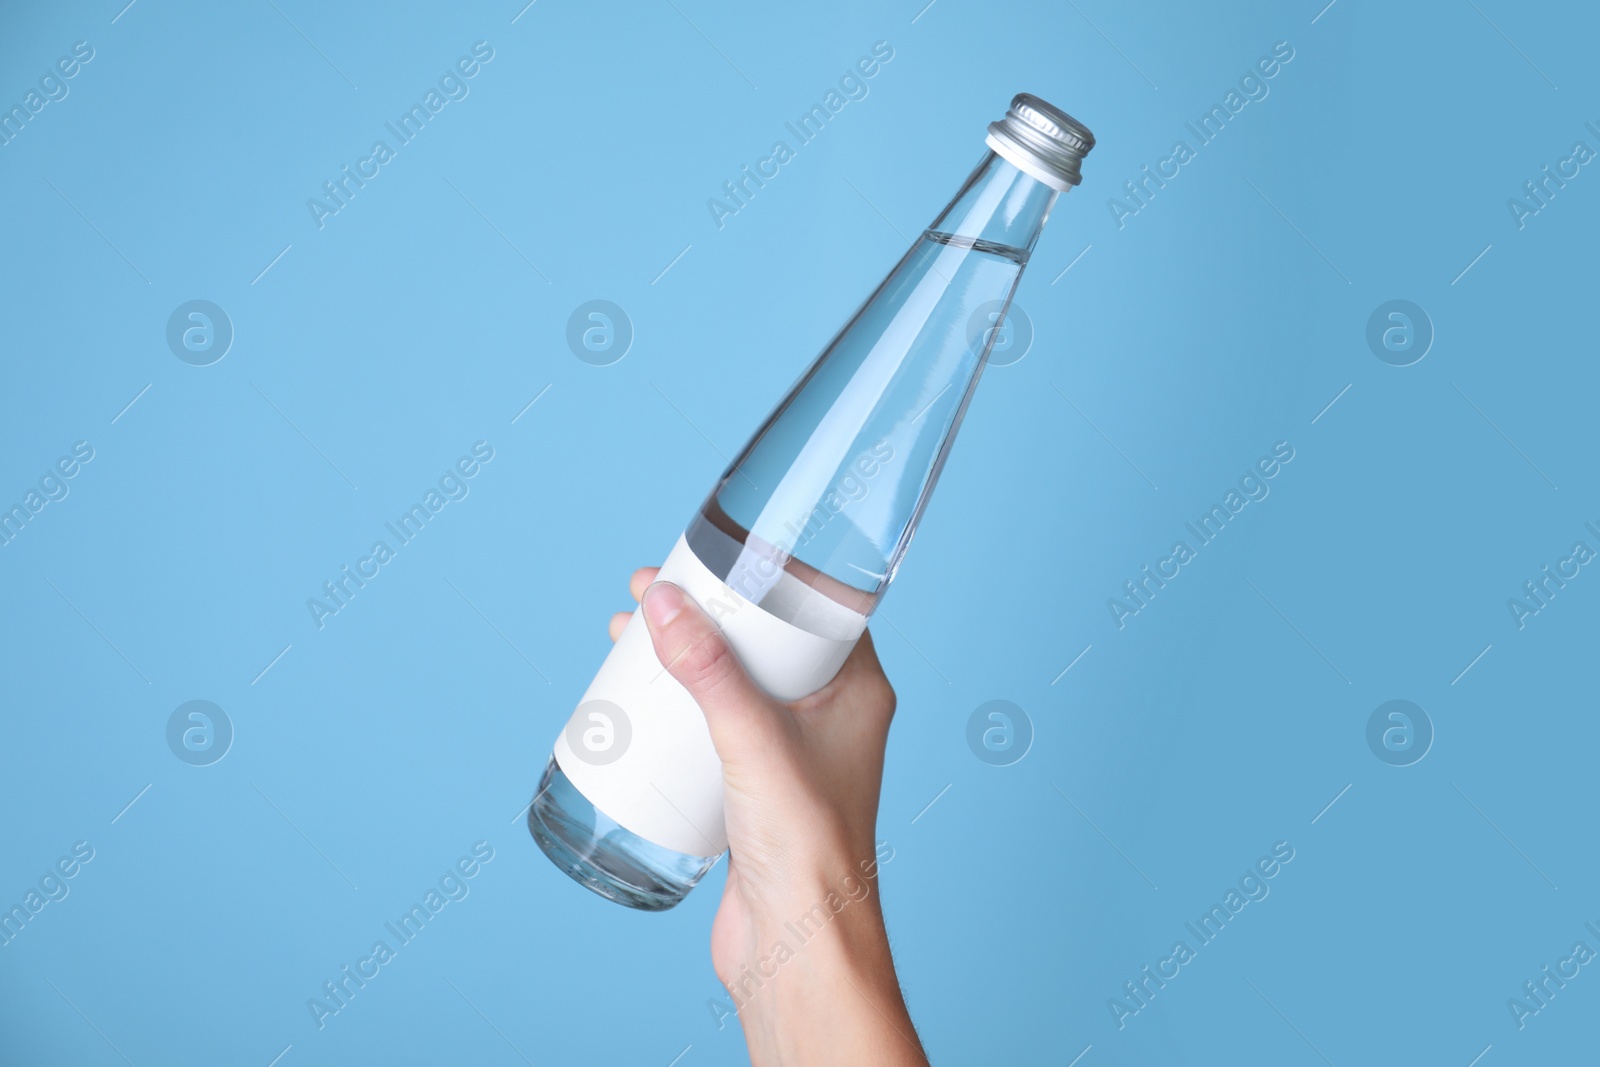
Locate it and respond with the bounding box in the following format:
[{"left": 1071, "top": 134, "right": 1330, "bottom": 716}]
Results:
[{"left": 927, "top": 151, "right": 1060, "bottom": 258}]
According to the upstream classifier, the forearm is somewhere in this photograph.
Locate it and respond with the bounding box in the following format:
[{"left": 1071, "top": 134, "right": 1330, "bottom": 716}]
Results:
[{"left": 733, "top": 895, "right": 926, "bottom": 1066}]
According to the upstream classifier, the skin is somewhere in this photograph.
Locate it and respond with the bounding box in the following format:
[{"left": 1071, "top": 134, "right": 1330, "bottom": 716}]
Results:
[{"left": 608, "top": 568, "right": 927, "bottom": 1066}]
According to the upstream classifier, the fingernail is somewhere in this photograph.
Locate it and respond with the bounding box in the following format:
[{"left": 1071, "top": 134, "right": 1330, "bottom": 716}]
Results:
[{"left": 642, "top": 581, "right": 685, "bottom": 629}]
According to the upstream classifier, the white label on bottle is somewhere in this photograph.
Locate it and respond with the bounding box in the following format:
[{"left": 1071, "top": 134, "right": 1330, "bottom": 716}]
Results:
[{"left": 552, "top": 534, "right": 865, "bottom": 856}]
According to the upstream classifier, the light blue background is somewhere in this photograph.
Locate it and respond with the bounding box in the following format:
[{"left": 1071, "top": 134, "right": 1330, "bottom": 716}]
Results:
[{"left": 2, "top": 1, "right": 1596, "bottom": 1064}]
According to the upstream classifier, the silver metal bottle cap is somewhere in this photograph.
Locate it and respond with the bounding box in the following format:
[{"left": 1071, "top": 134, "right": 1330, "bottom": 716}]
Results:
[{"left": 985, "top": 93, "right": 1095, "bottom": 191}]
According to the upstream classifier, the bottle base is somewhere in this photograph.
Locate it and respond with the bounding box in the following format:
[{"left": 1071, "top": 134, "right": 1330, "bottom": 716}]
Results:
[{"left": 528, "top": 758, "right": 720, "bottom": 912}]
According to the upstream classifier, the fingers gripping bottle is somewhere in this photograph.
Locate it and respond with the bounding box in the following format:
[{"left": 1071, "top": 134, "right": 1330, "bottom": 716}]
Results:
[{"left": 530, "top": 95, "right": 1095, "bottom": 910}]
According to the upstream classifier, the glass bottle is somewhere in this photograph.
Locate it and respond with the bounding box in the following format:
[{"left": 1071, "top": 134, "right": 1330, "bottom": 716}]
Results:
[{"left": 530, "top": 94, "right": 1095, "bottom": 910}]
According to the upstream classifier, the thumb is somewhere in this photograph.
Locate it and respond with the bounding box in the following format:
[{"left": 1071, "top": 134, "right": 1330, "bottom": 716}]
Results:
[{"left": 641, "top": 581, "right": 780, "bottom": 764}]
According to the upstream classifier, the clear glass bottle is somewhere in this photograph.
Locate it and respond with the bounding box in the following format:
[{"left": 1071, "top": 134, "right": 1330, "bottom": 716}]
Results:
[{"left": 530, "top": 95, "right": 1095, "bottom": 910}]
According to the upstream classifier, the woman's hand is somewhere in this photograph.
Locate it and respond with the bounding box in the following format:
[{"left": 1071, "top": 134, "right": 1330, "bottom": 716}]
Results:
[{"left": 609, "top": 568, "right": 926, "bottom": 1066}]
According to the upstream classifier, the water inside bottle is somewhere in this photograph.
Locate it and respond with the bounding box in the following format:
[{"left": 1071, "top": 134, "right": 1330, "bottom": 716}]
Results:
[{"left": 695, "top": 228, "right": 1029, "bottom": 628}]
